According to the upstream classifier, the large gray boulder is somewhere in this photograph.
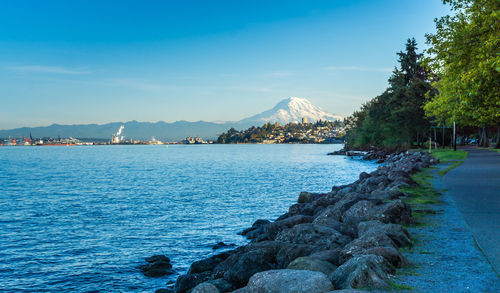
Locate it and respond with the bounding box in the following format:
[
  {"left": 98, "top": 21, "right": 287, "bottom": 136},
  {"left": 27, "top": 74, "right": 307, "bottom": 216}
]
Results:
[
  {"left": 329, "top": 255, "right": 394, "bottom": 289},
  {"left": 174, "top": 271, "right": 212, "bottom": 293},
  {"left": 275, "top": 243, "right": 319, "bottom": 268},
  {"left": 287, "top": 256, "right": 337, "bottom": 276},
  {"left": 360, "top": 246, "right": 407, "bottom": 268},
  {"left": 359, "top": 172, "right": 370, "bottom": 180},
  {"left": 288, "top": 203, "right": 314, "bottom": 216},
  {"left": 314, "top": 205, "right": 343, "bottom": 223},
  {"left": 340, "top": 230, "right": 397, "bottom": 264},
  {"left": 275, "top": 223, "right": 351, "bottom": 250},
  {"left": 188, "top": 251, "right": 232, "bottom": 274},
  {"left": 335, "top": 186, "right": 353, "bottom": 196},
  {"left": 240, "top": 219, "right": 270, "bottom": 241},
  {"left": 387, "top": 170, "right": 411, "bottom": 182},
  {"left": 357, "top": 220, "right": 411, "bottom": 248},
  {"left": 264, "top": 215, "right": 314, "bottom": 240},
  {"left": 309, "top": 249, "right": 343, "bottom": 266},
  {"left": 377, "top": 200, "right": 413, "bottom": 225},
  {"left": 313, "top": 217, "right": 357, "bottom": 238},
  {"left": 369, "top": 189, "right": 403, "bottom": 201},
  {"left": 341, "top": 200, "right": 377, "bottom": 226},
  {"left": 206, "top": 278, "right": 233, "bottom": 292},
  {"left": 215, "top": 241, "right": 281, "bottom": 286},
  {"left": 315, "top": 193, "right": 366, "bottom": 222},
  {"left": 298, "top": 192, "right": 325, "bottom": 203},
  {"left": 191, "top": 282, "right": 220, "bottom": 293},
  {"left": 239, "top": 269, "right": 334, "bottom": 293}
]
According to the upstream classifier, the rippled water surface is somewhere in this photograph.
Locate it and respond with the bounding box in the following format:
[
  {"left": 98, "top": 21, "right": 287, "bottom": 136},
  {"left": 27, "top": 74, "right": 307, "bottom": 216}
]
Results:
[{"left": 0, "top": 144, "right": 376, "bottom": 292}]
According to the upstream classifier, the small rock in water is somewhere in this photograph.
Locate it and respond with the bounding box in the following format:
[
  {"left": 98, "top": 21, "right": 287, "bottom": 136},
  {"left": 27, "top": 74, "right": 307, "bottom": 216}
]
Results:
[
  {"left": 146, "top": 255, "right": 171, "bottom": 263},
  {"left": 327, "top": 149, "right": 347, "bottom": 156},
  {"left": 212, "top": 242, "right": 236, "bottom": 250},
  {"left": 140, "top": 254, "right": 174, "bottom": 277}
]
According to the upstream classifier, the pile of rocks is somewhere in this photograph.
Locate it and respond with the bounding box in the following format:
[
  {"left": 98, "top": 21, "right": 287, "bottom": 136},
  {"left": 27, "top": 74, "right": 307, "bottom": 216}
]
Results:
[
  {"left": 327, "top": 148, "right": 394, "bottom": 163},
  {"left": 166, "top": 151, "right": 438, "bottom": 293},
  {"left": 327, "top": 149, "right": 348, "bottom": 156},
  {"left": 361, "top": 150, "right": 390, "bottom": 162}
]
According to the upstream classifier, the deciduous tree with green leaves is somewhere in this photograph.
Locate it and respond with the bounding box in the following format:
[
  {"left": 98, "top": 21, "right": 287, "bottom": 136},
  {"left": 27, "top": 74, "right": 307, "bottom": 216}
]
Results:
[{"left": 424, "top": 0, "right": 500, "bottom": 147}]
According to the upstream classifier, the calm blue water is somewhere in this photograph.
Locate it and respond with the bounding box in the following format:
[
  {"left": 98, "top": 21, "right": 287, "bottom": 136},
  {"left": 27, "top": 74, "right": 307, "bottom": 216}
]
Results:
[{"left": 0, "top": 144, "right": 376, "bottom": 292}]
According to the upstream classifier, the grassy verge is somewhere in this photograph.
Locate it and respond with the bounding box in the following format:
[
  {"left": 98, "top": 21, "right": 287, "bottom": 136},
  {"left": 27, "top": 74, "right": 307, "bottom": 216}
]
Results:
[
  {"left": 392, "top": 149, "right": 468, "bottom": 289},
  {"left": 389, "top": 280, "right": 414, "bottom": 290},
  {"left": 401, "top": 168, "right": 440, "bottom": 207},
  {"left": 430, "top": 148, "right": 468, "bottom": 162},
  {"left": 400, "top": 149, "right": 467, "bottom": 221},
  {"left": 488, "top": 148, "right": 500, "bottom": 154},
  {"left": 429, "top": 148, "right": 468, "bottom": 176},
  {"left": 391, "top": 157, "right": 442, "bottom": 288}
]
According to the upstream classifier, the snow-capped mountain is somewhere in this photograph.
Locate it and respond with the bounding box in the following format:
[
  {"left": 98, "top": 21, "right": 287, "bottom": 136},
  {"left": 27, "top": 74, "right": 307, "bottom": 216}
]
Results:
[{"left": 238, "top": 97, "right": 342, "bottom": 125}]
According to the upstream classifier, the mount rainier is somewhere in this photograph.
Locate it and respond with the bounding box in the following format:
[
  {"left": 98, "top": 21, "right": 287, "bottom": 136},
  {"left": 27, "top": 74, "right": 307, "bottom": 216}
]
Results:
[{"left": 239, "top": 97, "right": 342, "bottom": 125}]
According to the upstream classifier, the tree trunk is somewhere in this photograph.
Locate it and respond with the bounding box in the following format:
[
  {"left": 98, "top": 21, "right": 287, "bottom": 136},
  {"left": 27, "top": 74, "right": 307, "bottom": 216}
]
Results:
[
  {"left": 460, "top": 125, "right": 466, "bottom": 146},
  {"left": 496, "top": 124, "right": 500, "bottom": 149},
  {"left": 442, "top": 125, "right": 445, "bottom": 147},
  {"left": 478, "top": 127, "right": 481, "bottom": 145},
  {"left": 480, "top": 126, "right": 489, "bottom": 147},
  {"left": 453, "top": 121, "right": 456, "bottom": 151}
]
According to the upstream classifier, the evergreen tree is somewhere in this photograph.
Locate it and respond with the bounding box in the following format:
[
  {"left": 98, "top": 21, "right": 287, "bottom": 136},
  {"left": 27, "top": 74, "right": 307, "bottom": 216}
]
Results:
[{"left": 346, "top": 38, "right": 432, "bottom": 149}]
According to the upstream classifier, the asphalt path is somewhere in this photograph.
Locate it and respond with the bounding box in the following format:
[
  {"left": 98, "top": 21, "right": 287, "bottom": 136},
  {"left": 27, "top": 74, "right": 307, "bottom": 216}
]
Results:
[{"left": 443, "top": 147, "right": 500, "bottom": 275}]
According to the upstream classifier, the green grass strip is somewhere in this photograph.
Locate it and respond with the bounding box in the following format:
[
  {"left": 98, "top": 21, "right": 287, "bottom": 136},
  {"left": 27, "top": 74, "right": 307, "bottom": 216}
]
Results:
[
  {"left": 430, "top": 148, "right": 467, "bottom": 162},
  {"left": 488, "top": 148, "right": 500, "bottom": 154},
  {"left": 428, "top": 149, "right": 468, "bottom": 177},
  {"left": 400, "top": 169, "right": 441, "bottom": 206},
  {"left": 389, "top": 280, "right": 414, "bottom": 290},
  {"left": 438, "top": 161, "right": 463, "bottom": 176}
]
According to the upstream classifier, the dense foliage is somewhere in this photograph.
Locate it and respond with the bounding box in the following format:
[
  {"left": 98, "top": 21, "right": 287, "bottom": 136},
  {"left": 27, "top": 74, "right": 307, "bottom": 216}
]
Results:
[
  {"left": 346, "top": 39, "right": 434, "bottom": 150},
  {"left": 424, "top": 0, "right": 500, "bottom": 147},
  {"left": 217, "top": 120, "right": 343, "bottom": 144}
]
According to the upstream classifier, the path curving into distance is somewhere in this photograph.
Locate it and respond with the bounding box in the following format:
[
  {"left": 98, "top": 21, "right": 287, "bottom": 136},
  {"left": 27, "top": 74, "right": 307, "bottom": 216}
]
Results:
[{"left": 443, "top": 147, "right": 500, "bottom": 276}]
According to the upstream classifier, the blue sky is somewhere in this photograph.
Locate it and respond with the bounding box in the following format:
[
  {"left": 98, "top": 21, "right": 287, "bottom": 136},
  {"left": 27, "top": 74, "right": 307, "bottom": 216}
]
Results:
[{"left": 0, "top": 0, "right": 450, "bottom": 129}]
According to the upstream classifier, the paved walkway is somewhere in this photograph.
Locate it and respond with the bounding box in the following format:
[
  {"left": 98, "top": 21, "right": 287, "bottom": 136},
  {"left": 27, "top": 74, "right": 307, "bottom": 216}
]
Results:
[
  {"left": 394, "top": 165, "right": 500, "bottom": 292},
  {"left": 443, "top": 147, "right": 500, "bottom": 275}
]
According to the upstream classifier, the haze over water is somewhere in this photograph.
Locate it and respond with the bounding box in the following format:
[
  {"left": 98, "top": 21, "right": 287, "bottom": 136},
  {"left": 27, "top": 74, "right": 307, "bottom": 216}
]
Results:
[{"left": 0, "top": 144, "right": 376, "bottom": 292}]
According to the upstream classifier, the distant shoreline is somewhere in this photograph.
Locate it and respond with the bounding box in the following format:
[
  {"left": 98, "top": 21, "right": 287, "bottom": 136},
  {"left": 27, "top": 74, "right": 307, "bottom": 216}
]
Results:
[{"left": 0, "top": 142, "right": 345, "bottom": 147}]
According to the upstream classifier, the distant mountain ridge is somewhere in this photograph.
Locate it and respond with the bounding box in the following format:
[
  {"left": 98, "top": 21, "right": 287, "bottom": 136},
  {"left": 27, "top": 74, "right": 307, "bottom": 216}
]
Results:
[
  {"left": 0, "top": 121, "right": 230, "bottom": 141},
  {"left": 0, "top": 97, "right": 342, "bottom": 140}
]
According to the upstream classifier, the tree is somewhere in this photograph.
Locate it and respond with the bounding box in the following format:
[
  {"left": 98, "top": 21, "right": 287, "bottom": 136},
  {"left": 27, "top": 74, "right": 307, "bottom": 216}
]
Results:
[
  {"left": 346, "top": 38, "right": 432, "bottom": 150},
  {"left": 424, "top": 0, "right": 500, "bottom": 147},
  {"left": 217, "top": 132, "right": 227, "bottom": 144}
]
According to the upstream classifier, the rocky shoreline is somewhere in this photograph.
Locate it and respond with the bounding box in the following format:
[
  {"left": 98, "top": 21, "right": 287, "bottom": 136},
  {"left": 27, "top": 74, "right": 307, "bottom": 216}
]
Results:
[
  {"left": 327, "top": 148, "right": 391, "bottom": 163},
  {"left": 153, "top": 151, "right": 438, "bottom": 293}
]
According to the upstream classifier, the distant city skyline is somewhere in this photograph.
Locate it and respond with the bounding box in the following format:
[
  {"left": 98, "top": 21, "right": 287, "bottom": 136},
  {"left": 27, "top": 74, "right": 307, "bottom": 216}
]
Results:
[{"left": 0, "top": 0, "right": 449, "bottom": 129}]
